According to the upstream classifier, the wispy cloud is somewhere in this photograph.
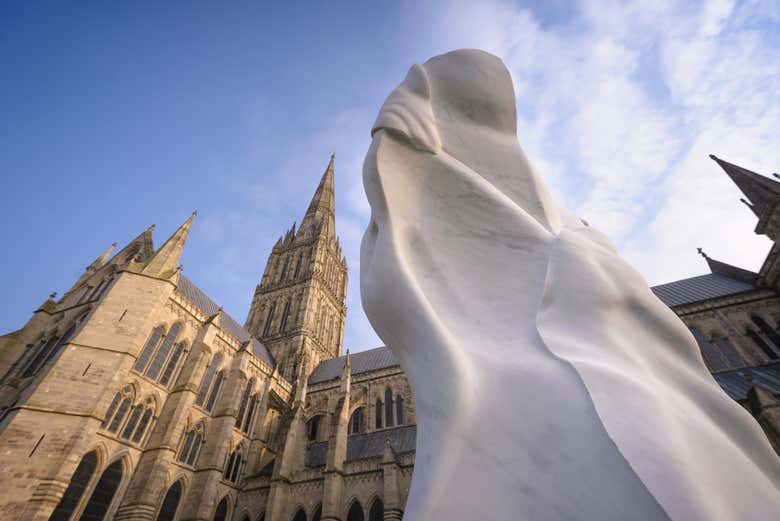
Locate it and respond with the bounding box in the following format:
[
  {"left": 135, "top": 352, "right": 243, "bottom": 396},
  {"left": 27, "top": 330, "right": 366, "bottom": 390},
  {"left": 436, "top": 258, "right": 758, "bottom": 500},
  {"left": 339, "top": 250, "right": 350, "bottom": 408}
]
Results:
[{"left": 397, "top": 0, "right": 779, "bottom": 289}]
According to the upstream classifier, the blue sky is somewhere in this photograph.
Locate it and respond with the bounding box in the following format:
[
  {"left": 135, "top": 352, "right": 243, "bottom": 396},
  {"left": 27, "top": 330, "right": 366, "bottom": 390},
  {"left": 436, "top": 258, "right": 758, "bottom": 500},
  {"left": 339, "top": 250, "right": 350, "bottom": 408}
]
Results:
[{"left": 2, "top": 1, "right": 779, "bottom": 352}]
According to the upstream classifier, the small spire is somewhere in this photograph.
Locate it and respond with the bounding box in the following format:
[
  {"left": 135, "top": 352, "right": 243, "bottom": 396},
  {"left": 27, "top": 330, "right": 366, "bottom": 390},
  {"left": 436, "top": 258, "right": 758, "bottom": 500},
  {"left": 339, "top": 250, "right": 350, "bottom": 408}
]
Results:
[
  {"left": 205, "top": 306, "right": 223, "bottom": 325},
  {"left": 711, "top": 155, "right": 780, "bottom": 219},
  {"left": 697, "top": 247, "right": 708, "bottom": 259},
  {"left": 382, "top": 431, "right": 397, "bottom": 464},
  {"left": 142, "top": 212, "right": 196, "bottom": 278},
  {"left": 340, "top": 350, "right": 351, "bottom": 393}
]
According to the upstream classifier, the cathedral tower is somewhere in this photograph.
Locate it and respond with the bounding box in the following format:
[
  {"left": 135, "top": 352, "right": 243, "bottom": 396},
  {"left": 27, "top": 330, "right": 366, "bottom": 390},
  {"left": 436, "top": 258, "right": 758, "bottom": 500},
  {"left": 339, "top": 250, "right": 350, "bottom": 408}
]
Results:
[{"left": 245, "top": 156, "right": 348, "bottom": 381}]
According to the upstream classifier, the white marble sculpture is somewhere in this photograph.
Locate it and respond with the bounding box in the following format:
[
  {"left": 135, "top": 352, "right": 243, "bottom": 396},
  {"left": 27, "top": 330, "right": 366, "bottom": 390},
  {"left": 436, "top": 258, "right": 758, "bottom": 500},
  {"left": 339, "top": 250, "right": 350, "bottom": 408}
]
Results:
[{"left": 360, "top": 49, "right": 780, "bottom": 520}]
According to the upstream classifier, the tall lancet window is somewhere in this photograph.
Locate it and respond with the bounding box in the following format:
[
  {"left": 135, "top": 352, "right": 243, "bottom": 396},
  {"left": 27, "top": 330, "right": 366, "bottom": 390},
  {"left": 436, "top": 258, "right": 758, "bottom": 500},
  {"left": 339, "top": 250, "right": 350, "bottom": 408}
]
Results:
[
  {"left": 204, "top": 371, "right": 225, "bottom": 413},
  {"left": 746, "top": 327, "right": 778, "bottom": 360},
  {"left": 236, "top": 379, "right": 254, "bottom": 428},
  {"left": 242, "top": 393, "right": 258, "bottom": 434},
  {"left": 263, "top": 304, "right": 276, "bottom": 337},
  {"left": 751, "top": 316, "right": 780, "bottom": 356},
  {"left": 279, "top": 301, "right": 291, "bottom": 333},
  {"left": 196, "top": 354, "right": 221, "bottom": 406},
  {"left": 134, "top": 327, "right": 164, "bottom": 372},
  {"left": 294, "top": 253, "right": 303, "bottom": 278},
  {"left": 375, "top": 399, "right": 383, "bottom": 429},
  {"left": 384, "top": 388, "right": 394, "bottom": 427},
  {"left": 145, "top": 323, "right": 181, "bottom": 381}
]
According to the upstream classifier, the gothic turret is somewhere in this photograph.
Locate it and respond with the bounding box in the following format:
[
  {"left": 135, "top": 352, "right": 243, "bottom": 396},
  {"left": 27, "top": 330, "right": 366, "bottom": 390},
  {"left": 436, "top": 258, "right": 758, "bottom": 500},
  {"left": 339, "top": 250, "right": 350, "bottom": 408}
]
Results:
[{"left": 142, "top": 211, "right": 196, "bottom": 279}]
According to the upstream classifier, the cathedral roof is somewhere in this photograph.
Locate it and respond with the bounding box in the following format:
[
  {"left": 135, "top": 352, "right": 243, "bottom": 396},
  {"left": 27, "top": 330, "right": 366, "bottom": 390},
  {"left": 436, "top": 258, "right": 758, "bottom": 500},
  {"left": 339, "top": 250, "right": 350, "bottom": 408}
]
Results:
[
  {"left": 650, "top": 252, "right": 758, "bottom": 307},
  {"left": 712, "top": 362, "right": 780, "bottom": 401},
  {"left": 308, "top": 346, "right": 399, "bottom": 384},
  {"left": 650, "top": 273, "right": 755, "bottom": 307},
  {"left": 176, "top": 275, "right": 274, "bottom": 366},
  {"left": 306, "top": 425, "right": 416, "bottom": 467}
]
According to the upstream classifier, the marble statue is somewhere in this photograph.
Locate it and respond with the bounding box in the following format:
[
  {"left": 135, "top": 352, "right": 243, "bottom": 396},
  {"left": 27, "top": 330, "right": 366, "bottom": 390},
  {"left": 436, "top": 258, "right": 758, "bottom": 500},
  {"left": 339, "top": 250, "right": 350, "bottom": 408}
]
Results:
[{"left": 360, "top": 49, "right": 780, "bottom": 520}]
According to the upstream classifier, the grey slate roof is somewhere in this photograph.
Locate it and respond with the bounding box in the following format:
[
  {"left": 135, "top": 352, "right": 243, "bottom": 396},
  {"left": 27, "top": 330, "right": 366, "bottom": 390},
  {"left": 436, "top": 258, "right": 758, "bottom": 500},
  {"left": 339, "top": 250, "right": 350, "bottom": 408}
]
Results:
[
  {"left": 308, "top": 346, "right": 399, "bottom": 385},
  {"left": 176, "top": 275, "right": 274, "bottom": 366},
  {"left": 650, "top": 273, "right": 755, "bottom": 307},
  {"left": 306, "top": 425, "right": 417, "bottom": 467},
  {"left": 713, "top": 363, "right": 780, "bottom": 401}
]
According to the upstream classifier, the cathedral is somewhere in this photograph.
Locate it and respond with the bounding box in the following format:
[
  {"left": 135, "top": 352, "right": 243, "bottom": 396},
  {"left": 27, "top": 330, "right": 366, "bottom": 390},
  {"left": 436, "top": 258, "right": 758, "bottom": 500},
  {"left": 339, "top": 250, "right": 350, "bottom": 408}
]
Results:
[{"left": 0, "top": 154, "right": 778, "bottom": 521}]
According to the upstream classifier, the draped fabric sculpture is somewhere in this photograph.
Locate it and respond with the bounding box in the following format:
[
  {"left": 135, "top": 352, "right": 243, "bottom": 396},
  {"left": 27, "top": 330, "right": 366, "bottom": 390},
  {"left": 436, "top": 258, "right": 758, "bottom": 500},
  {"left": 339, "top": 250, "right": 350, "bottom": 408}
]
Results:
[{"left": 360, "top": 49, "right": 780, "bottom": 521}]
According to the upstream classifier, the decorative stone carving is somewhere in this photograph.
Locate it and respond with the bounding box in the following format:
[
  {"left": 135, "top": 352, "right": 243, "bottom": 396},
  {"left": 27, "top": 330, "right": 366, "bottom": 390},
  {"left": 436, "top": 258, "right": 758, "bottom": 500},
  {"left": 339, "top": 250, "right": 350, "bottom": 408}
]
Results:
[{"left": 360, "top": 49, "right": 780, "bottom": 520}]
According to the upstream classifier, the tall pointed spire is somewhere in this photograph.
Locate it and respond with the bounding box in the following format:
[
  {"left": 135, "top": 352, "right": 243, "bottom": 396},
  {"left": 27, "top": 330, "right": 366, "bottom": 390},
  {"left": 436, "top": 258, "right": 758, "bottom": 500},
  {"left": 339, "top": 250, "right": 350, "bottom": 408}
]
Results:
[
  {"left": 710, "top": 155, "right": 780, "bottom": 218},
  {"left": 87, "top": 242, "right": 117, "bottom": 272},
  {"left": 110, "top": 223, "right": 156, "bottom": 268},
  {"left": 340, "top": 349, "right": 351, "bottom": 394},
  {"left": 300, "top": 155, "right": 336, "bottom": 240},
  {"left": 142, "top": 211, "right": 196, "bottom": 278}
]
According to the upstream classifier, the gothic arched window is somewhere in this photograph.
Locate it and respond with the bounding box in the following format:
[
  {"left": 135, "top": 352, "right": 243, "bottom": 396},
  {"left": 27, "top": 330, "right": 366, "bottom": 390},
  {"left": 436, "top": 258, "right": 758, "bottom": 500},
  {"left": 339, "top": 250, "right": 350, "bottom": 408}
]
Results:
[
  {"left": 384, "top": 388, "right": 394, "bottom": 427},
  {"left": 751, "top": 316, "right": 780, "bottom": 356},
  {"left": 48, "top": 451, "right": 98, "bottom": 521},
  {"left": 368, "top": 499, "right": 383, "bottom": 521},
  {"left": 178, "top": 424, "right": 205, "bottom": 467},
  {"left": 348, "top": 407, "right": 365, "bottom": 435},
  {"left": 23, "top": 312, "right": 87, "bottom": 378},
  {"left": 236, "top": 379, "right": 255, "bottom": 429},
  {"left": 375, "top": 399, "right": 383, "bottom": 429},
  {"left": 263, "top": 304, "right": 276, "bottom": 337},
  {"left": 22, "top": 336, "right": 60, "bottom": 377},
  {"left": 120, "top": 396, "right": 155, "bottom": 444},
  {"left": 395, "top": 395, "right": 404, "bottom": 425},
  {"left": 213, "top": 497, "right": 229, "bottom": 521},
  {"left": 90, "top": 275, "right": 114, "bottom": 301},
  {"left": 145, "top": 323, "right": 181, "bottom": 381},
  {"left": 746, "top": 327, "right": 778, "bottom": 361},
  {"left": 306, "top": 415, "right": 322, "bottom": 441},
  {"left": 103, "top": 386, "right": 134, "bottom": 433},
  {"left": 160, "top": 342, "right": 187, "bottom": 387},
  {"left": 155, "top": 480, "right": 183, "bottom": 521},
  {"left": 224, "top": 446, "right": 244, "bottom": 484},
  {"left": 78, "top": 458, "right": 124, "bottom": 521},
  {"left": 205, "top": 371, "right": 225, "bottom": 413},
  {"left": 346, "top": 501, "right": 364, "bottom": 521},
  {"left": 134, "top": 327, "right": 164, "bottom": 372},
  {"left": 311, "top": 504, "right": 322, "bottom": 521},
  {"left": 279, "top": 301, "right": 291, "bottom": 333},
  {"left": 196, "top": 354, "right": 222, "bottom": 406},
  {"left": 243, "top": 393, "right": 259, "bottom": 434},
  {"left": 294, "top": 254, "right": 303, "bottom": 278},
  {"left": 292, "top": 508, "right": 307, "bottom": 521}
]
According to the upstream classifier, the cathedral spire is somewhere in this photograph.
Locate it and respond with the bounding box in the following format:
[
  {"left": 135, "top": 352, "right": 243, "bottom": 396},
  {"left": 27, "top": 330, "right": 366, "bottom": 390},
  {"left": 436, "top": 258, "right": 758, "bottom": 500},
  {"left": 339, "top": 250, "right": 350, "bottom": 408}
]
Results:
[
  {"left": 142, "top": 211, "right": 196, "bottom": 278},
  {"left": 340, "top": 349, "right": 351, "bottom": 394},
  {"left": 300, "top": 155, "right": 336, "bottom": 240},
  {"left": 87, "top": 242, "right": 117, "bottom": 272},
  {"left": 710, "top": 155, "right": 780, "bottom": 219}
]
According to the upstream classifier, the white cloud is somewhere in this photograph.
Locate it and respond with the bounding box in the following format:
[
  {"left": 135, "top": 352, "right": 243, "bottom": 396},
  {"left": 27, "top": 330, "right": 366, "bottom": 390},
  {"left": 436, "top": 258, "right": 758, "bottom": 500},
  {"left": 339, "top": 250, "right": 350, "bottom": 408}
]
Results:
[{"left": 396, "top": 0, "right": 780, "bottom": 292}]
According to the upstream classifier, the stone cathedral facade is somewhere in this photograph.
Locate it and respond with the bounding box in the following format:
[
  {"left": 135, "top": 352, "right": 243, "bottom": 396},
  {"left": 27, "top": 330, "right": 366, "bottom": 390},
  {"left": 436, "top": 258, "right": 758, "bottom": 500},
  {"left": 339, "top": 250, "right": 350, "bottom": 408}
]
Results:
[{"left": 0, "top": 155, "right": 778, "bottom": 521}]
